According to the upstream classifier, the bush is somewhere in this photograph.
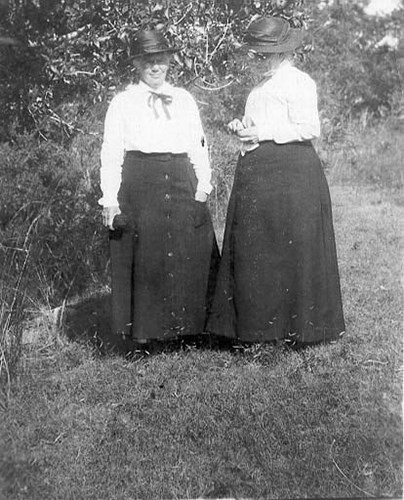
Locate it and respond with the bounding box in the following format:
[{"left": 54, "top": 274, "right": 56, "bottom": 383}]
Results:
[
  {"left": 0, "top": 130, "right": 108, "bottom": 306},
  {"left": 304, "top": 1, "right": 402, "bottom": 131}
]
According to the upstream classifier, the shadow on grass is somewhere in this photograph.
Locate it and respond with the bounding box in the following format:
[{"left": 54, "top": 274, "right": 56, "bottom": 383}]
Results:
[
  {"left": 61, "top": 294, "right": 319, "bottom": 364},
  {"left": 61, "top": 294, "right": 120, "bottom": 353},
  {"left": 61, "top": 294, "right": 239, "bottom": 358}
]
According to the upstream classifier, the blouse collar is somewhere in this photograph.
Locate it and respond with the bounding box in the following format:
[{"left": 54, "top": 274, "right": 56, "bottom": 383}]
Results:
[
  {"left": 137, "top": 80, "right": 173, "bottom": 94},
  {"left": 276, "top": 59, "right": 293, "bottom": 72},
  {"left": 256, "top": 59, "right": 294, "bottom": 88},
  {"left": 265, "top": 59, "right": 293, "bottom": 79}
]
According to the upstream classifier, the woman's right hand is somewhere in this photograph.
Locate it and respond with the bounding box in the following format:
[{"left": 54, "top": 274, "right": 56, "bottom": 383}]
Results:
[
  {"left": 227, "top": 118, "right": 244, "bottom": 134},
  {"left": 102, "top": 206, "right": 121, "bottom": 230}
]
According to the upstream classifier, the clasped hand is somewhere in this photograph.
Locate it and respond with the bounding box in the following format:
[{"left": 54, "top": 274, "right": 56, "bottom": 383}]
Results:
[{"left": 227, "top": 117, "right": 259, "bottom": 144}]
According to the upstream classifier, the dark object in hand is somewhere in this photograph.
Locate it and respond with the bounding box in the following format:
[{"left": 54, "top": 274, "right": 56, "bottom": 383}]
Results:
[
  {"left": 112, "top": 213, "right": 130, "bottom": 230},
  {"left": 109, "top": 213, "right": 131, "bottom": 240},
  {"left": 193, "top": 201, "right": 208, "bottom": 228}
]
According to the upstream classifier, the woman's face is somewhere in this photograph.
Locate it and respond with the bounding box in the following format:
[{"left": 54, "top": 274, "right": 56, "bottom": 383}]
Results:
[
  {"left": 246, "top": 51, "right": 286, "bottom": 77},
  {"left": 136, "top": 53, "right": 171, "bottom": 89}
]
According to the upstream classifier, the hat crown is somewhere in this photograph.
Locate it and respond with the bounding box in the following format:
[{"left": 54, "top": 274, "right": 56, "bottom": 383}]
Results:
[
  {"left": 241, "top": 16, "right": 303, "bottom": 53},
  {"left": 246, "top": 17, "right": 290, "bottom": 45}
]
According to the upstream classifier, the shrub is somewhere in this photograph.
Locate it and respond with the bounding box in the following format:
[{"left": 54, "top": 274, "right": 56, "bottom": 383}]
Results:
[{"left": 0, "top": 130, "right": 108, "bottom": 306}]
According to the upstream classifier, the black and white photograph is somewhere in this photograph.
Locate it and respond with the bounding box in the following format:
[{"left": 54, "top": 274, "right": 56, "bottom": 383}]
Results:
[{"left": 0, "top": 0, "right": 402, "bottom": 498}]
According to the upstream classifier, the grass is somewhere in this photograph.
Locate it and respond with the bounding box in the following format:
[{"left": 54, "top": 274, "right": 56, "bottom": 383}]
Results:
[
  {"left": 0, "top": 216, "right": 40, "bottom": 388},
  {"left": 0, "top": 120, "right": 403, "bottom": 499}
]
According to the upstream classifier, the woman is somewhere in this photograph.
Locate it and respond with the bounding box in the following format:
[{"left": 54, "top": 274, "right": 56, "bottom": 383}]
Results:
[
  {"left": 100, "top": 29, "right": 218, "bottom": 347},
  {"left": 207, "top": 17, "right": 345, "bottom": 345}
]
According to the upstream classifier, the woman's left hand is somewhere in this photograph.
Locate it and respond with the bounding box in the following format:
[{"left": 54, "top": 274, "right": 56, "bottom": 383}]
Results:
[
  {"left": 237, "top": 126, "right": 259, "bottom": 144},
  {"left": 195, "top": 191, "right": 208, "bottom": 202}
]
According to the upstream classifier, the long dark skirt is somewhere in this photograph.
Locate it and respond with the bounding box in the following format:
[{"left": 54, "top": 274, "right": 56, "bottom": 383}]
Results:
[
  {"left": 207, "top": 141, "right": 345, "bottom": 345},
  {"left": 109, "top": 151, "right": 219, "bottom": 341}
]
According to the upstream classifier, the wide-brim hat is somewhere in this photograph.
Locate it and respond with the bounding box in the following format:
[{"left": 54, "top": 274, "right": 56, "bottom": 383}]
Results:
[
  {"left": 240, "top": 16, "right": 303, "bottom": 54},
  {"left": 130, "top": 29, "right": 181, "bottom": 59}
]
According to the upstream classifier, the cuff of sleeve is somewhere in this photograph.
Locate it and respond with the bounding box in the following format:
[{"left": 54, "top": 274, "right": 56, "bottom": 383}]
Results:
[
  {"left": 257, "top": 126, "right": 273, "bottom": 142},
  {"left": 98, "top": 196, "right": 119, "bottom": 207},
  {"left": 196, "top": 181, "right": 213, "bottom": 195}
]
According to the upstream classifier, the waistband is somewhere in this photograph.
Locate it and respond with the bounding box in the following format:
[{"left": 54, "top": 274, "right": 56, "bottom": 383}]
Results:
[
  {"left": 259, "top": 140, "right": 312, "bottom": 147},
  {"left": 241, "top": 140, "right": 312, "bottom": 156},
  {"left": 125, "top": 151, "right": 188, "bottom": 162}
]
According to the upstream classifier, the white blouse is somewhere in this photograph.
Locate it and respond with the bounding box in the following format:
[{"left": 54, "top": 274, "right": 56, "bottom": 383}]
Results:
[
  {"left": 100, "top": 81, "right": 212, "bottom": 207},
  {"left": 244, "top": 60, "right": 320, "bottom": 146}
]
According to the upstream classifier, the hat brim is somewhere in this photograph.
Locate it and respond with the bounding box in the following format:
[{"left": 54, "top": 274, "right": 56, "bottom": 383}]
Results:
[
  {"left": 239, "top": 29, "right": 303, "bottom": 54},
  {"left": 130, "top": 47, "right": 181, "bottom": 60}
]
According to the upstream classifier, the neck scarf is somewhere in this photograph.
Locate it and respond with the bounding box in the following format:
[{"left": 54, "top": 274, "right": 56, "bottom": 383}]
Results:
[{"left": 148, "top": 91, "right": 173, "bottom": 119}]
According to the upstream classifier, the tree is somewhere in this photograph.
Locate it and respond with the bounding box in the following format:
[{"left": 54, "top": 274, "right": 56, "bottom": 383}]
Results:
[
  {"left": 0, "top": 0, "right": 304, "bottom": 141},
  {"left": 304, "top": 0, "right": 402, "bottom": 124},
  {"left": 0, "top": 0, "right": 401, "bottom": 139}
]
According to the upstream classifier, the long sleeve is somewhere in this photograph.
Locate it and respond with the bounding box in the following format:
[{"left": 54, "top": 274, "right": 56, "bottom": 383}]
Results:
[
  {"left": 99, "top": 97, "right": 125, "bottom": 207},
  {"left": 186, "top": 96, "right": 212, "bottom": 195},
  {"left": 272, "top": 76, "right": 320, "bottom": 143}
]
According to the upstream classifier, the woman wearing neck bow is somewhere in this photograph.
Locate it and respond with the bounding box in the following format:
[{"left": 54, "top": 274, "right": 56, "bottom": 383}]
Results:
[
  {"left": 100, "top": 29, "right": 218, "bottom": 349},
  {"left": 207, "top": 17, "right": 345, "bottom": 346}
]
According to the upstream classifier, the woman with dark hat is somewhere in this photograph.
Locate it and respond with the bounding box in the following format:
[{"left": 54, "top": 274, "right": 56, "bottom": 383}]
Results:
[
  {"left": 207, "top": 16, "right": 345, "bottom": 345},
  {"left": 100, "top": 29, "right": 218, "bottom": 347}
]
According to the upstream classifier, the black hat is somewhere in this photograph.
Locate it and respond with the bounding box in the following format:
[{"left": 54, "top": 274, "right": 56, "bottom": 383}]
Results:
[
  {"left": 241, "top": 16, "right": 303, "bottom": 54},
  {"left": 130, "top": 29, "right": 181, "bottom": 59}
]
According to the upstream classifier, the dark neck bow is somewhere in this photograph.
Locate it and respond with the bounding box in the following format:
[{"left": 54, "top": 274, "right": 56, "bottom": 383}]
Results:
[{"left": 148, "top": 91, "right": 173, "bottom": 119}]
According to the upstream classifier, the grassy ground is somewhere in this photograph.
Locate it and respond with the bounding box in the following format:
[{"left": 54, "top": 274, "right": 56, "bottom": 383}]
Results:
[{"left": 0, "top": 123, "right": 403, "bottom": 499}]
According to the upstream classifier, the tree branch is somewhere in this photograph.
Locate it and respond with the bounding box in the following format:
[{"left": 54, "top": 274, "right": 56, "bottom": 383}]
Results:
[{"left": 194, "top": 78, "right": 235, "bottom": 91}]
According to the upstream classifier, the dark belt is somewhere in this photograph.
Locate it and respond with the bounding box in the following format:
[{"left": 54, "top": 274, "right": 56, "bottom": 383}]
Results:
[{"left": 126, "top": 150, "right": 188, "bottom": 162}]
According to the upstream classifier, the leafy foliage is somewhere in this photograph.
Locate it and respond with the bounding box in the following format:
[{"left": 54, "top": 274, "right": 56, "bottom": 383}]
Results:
[
  {"left": 1, "top": 0, "right": 402, "bottom": 143},
  {"left": 0, "top": 132, "right": 108, "bottom": 304},
  {"left": 304, "top": 0, "right": 402, "bottom": 126},
  {"left": 0, "top": 0, "right": 306, "bottom": 140}
]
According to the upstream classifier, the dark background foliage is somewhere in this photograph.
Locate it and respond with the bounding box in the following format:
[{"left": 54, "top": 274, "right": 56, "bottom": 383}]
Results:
[{"left": 0, "top": 0, "right": 401, "bottom": 141}]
